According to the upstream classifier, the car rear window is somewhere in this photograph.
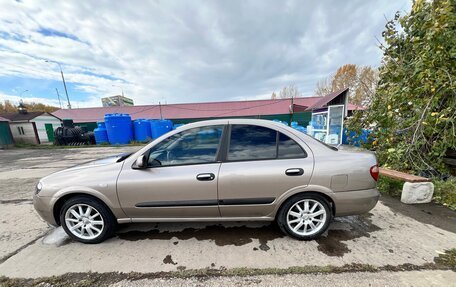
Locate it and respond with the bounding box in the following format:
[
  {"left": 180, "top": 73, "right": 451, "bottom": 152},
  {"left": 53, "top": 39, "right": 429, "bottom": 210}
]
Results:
[{"left": 228, "top": 125, "right": 277, "bottom": 161}]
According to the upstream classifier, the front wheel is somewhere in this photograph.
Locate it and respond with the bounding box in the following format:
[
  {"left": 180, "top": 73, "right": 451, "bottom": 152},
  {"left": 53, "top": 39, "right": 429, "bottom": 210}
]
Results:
[
  {"left": 277, "top": 193, "right": 332, "bottom": 240},
  {"left": 60, "top": 196, "right": 116, "bottom": 244}
]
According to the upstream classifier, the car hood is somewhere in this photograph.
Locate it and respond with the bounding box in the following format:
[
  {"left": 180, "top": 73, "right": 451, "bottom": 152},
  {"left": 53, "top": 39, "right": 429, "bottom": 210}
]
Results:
[
  {"left": 77, "top": 152, "right": 132, "bottom": 167},
  {"left": 40, "top": 152, "right": 131, "bottom": 181},
  {"left": 38, "top": 153, "right": 129, "bottom": 197}
]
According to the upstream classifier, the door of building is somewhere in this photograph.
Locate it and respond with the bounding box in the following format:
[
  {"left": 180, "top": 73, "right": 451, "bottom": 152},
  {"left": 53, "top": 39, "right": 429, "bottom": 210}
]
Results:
[{"left": 45, "top": 124, "right": 54, "bottom": 141}]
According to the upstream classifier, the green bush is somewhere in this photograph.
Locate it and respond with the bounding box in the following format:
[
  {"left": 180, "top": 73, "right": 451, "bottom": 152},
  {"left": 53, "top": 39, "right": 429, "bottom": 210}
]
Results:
[
  {"left": 377, "top": 176, "right": 404, "bottom": 198},
  {"left": 433, "top": 177, "right": 456, "bottom": 210}
]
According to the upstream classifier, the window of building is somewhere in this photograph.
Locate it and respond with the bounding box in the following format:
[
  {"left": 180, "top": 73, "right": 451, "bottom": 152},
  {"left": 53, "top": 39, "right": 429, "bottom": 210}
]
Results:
[{"left": 17, "top": 126, "right": 25, "bottom": 135}]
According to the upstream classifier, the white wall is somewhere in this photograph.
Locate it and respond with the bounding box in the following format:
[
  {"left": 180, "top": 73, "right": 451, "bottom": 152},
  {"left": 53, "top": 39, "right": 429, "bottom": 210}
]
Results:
[
  {"left": 9, "top": 122, "right": 38, "bottom": 144},
  {"left": 33, "top": 114, "right": 62, "bottom": 143}
]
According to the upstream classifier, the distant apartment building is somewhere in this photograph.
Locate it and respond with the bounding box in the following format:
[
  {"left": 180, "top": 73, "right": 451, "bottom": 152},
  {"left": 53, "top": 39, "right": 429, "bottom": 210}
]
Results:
[{"left": 101, "top": 95, "right": 134, "bottom": 107}]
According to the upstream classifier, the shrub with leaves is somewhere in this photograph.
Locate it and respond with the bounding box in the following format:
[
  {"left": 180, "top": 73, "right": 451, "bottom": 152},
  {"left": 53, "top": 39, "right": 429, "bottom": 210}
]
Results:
[{"left": 348, "top": 0, "right": 456, "bottom": 175}]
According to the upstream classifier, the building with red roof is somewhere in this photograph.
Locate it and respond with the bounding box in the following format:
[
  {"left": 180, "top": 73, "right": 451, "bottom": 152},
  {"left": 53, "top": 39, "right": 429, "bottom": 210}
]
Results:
[{"left": 53, "top": 89, "right": 362, "bottom": 132}]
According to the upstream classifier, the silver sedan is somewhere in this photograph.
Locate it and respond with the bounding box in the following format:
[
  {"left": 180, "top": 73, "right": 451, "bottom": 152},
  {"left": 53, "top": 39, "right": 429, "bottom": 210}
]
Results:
[{"left": 34, "top": 119, "right": 380, "bottom": 243}]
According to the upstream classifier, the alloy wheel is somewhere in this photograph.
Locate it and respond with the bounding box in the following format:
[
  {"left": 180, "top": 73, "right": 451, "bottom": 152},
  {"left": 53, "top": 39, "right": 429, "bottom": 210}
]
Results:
[
  {"left": 286, "top": 199, "right": 327, "bottom": 236},
  {"left": 64, "top": 204, "right": 105, "bottom": 240}
]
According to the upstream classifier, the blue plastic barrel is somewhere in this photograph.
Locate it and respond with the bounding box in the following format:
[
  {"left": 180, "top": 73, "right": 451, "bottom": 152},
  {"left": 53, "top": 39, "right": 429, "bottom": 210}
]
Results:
[
  {"left": 105, "top": 113, "right": 133, "bottom": 144},
  {"left": 133, "top": 119, "right": 151, "bottom": 142},
  {"left": 150, "top": 119, "right": 173, "bottom": 139},
  {"left": 93, "top": 122, "right": 109, "bottom": 144}
]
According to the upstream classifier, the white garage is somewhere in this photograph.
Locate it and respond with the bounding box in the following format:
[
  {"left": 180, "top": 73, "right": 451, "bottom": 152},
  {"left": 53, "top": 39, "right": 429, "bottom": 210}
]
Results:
[{"left": 0, "top": 110, "right": 62, "bottom": 144}]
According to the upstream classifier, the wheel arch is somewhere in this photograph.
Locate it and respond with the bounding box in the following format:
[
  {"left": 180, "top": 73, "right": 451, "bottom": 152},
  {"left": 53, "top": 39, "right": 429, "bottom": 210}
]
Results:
[
  {"left": 274, "top": 191, "right": 336, "bottom": 220},
  {"left": 53, "top": 193, "right": 114, "bottom": 226}
]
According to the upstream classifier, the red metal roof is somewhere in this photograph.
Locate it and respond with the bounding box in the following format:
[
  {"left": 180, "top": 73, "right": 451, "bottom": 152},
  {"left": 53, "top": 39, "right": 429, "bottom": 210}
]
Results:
[{"left": 53, "top": 90, "right": 360, "bottom": 123}]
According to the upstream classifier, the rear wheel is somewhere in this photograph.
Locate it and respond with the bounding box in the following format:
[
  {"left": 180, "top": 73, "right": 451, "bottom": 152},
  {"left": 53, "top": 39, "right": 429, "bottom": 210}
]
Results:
[
  {"left": 60, "top": 196, "right": 116, "bottom": 244},
  {"left": 277, "top": 193, "right": 332, "bottom": 240}
]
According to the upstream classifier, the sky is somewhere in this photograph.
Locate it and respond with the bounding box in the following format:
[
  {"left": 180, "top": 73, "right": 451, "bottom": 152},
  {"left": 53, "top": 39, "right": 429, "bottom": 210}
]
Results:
[{"left": 0, "top": 0, "right": 411, "bottom": 108}]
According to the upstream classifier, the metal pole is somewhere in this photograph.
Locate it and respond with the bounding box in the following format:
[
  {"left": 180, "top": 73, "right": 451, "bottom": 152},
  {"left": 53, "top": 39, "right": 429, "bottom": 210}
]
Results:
[
  {"left": 19, "top": 89, "right": 28, "bottom": 97},
  {"left": 290, "top": 96, "right": 294, "bottom": 124},
  {"left": 55, "top": 88, "right": 62, "bottom": 109},
  {"left": 45, "top": 60, "right": 71, "bottom": 109},
  {"left": 159, "top": 101, "right": 163, "bottom": 120},
  {"left": 59, "top": 66, "right": 71, "bottom": 109}
]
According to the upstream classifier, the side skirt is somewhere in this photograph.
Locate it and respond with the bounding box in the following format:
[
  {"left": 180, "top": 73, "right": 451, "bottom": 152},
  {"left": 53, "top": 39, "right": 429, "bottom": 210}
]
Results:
[{"left": 117, "top": 217, "right": 275, "bottom": 224}]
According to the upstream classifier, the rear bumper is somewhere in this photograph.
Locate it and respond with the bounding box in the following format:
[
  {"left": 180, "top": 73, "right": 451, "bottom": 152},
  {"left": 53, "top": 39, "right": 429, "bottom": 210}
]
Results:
[
  {"left": 33, "top": 194, "right": 58, "bottom": 226},
  {"left": 332, "top": 188, "right": 380, "bottom": 216}
]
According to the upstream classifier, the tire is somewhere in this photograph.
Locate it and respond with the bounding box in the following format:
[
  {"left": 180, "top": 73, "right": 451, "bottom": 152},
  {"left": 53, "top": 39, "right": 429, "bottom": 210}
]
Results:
[
  {"left": 59, "top": 195, "right": 116, "bottom": 244},
  {"left": 277, "top": 193, "right": 332, "bottom": 240}
]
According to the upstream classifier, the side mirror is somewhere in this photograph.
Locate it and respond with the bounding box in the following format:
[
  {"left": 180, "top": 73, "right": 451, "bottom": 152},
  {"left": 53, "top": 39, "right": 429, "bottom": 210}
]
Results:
[{"left": 133, "top": 154, "right": 147, "bottom": 169}]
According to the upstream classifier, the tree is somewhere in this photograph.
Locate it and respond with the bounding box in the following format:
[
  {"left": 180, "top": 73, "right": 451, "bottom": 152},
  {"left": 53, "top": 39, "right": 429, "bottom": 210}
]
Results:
[
  {"left": 271, "top": 92, "right": 277, "bottom": 99},
  {"left": 0, "top": 100, "right": 59, "bottom": 113},
  {"left": 315, "top": 64, "right": 378, "bottom": 106},
  {"left": 347, "top": 0, "right": 456, "bottom": 174},
  {"left": 0, "top": 100, "right": 16, "bottom": 113},
  {"left": 279, "top": 85, "right": 300, "bottom": 99}
]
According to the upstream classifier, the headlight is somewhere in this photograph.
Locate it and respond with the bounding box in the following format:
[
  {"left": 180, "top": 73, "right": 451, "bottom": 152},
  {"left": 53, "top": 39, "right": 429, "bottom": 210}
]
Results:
[{"left": 35, "top": 182, "right": 43, "bottom": 194}]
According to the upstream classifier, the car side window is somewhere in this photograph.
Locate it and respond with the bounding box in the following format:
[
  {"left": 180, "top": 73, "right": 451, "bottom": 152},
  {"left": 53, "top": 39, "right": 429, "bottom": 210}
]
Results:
[
  {"left": 147, "top": 125, "right": 223, "bottom": 167},
  {"left": 278, "top": 132, "right": 307, "bottom": 159},
  {"left": 228, "top": 125, "right": 277, "bottom": 161}
]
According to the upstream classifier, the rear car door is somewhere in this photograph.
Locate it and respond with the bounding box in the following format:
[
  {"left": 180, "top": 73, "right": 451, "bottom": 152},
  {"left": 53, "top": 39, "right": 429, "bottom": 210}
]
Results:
[
  {"left": 117, "top": 125, "right": 224, "bottom": 219},
  {"left": 217, "top": 124, "right": 313, "bottom": 218}
]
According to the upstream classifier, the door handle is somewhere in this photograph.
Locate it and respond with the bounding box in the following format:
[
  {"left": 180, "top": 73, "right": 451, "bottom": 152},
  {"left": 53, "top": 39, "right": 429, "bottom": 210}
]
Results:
[
  {"left": 196, "top": 173, "right": 215, "bottom": 181},
  {"left": 285, "top": 168, "right": 304, "bottom": 176}
]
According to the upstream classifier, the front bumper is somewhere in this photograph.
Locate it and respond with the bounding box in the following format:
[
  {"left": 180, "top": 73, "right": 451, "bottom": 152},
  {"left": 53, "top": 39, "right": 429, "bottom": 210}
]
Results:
[
  {"left": 33, "top": 194, "right": 58, "bottom": 226},
  {"left": 332, "top": 188, "right": 380, "bottom": 217}
]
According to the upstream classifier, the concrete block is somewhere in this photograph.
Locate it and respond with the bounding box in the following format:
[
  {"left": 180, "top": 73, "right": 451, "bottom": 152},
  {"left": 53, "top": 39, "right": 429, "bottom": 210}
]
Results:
[{"left": 401, "top": 182, "right": 434, "bottom": 204}]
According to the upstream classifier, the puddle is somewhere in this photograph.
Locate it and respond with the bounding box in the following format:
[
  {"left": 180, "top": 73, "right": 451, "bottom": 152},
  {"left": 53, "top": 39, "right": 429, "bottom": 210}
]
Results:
[
  {"left": 118, "top": 224, "right": 284, "bottom": 250},
  {"left": 50, "top": 215, "right": 381, "bottom": 256},
  {"left": 316, "top": 213, "right": 381, "bottom": 257},
  {"left": 42, "top": 227, "right": 71, "bottom": 247}
]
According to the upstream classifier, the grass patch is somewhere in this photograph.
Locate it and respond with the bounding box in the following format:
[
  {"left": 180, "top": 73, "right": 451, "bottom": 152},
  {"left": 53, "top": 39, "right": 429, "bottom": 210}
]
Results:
[
  {"left": 0, "top": 258, "right": 455, "bottom": 287},
  {"left": 433, "top": 178, "right": 456, "bottom": 211},
  {"left": 377, "top": 176, "right": 404, "bottom": 198},
  {"left": 434, "top": 248, "right": 456, "bottom": 269}
]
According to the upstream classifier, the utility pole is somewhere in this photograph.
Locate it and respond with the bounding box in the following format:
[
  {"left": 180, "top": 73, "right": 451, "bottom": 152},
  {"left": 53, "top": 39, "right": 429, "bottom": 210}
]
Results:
[
  {"left": 45, "top": 60, "right": 71, "bottom": 109},
  {"left": 55, "top": 88, "right": 62, "bottom": 109},
  {"left": 19, "top": 89, "right": 28, "bottom": 97},
  {"left": 159, "top": 101, "right": 163, "bottom": 120},
  {"left": 60, "top": 68, "right": 71, "bottom": 109},
  {"left": 290, "top": 96, "right": 294, "bottom": 124}
]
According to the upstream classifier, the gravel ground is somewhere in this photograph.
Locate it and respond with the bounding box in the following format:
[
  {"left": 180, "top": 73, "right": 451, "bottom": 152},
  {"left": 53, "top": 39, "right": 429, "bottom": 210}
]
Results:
[{"left": 110, "top": 270, "right": 456, "bottom": 287}]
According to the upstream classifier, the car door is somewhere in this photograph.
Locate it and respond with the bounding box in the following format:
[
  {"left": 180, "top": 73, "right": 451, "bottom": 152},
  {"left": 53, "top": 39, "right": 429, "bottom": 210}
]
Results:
[
  {"left": 218, "top": 124, "right": 313, "bottom": 218},
  {"left": 117, "top": 125, "right": 225, "bottom": 219}
]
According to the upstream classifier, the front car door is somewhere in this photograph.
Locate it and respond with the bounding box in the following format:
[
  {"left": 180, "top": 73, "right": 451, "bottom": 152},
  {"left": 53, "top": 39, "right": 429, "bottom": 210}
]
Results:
[
  {"left": 218, "top": 123, "right": 314, "bottom": 218},
  {"left": 117, "top": 124, "right": 225, "bottom": 219}
]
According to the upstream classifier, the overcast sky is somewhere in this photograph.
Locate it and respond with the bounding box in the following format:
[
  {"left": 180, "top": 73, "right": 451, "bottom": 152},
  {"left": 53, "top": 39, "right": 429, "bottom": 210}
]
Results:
[{"left": 0, "top": 0, "right": 411, "bottom": 108}]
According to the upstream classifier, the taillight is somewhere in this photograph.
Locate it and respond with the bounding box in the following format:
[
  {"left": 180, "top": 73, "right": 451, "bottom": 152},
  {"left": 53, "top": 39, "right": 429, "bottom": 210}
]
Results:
[{"left": 370, "top": 164, "right": 379, "bottom": 181}]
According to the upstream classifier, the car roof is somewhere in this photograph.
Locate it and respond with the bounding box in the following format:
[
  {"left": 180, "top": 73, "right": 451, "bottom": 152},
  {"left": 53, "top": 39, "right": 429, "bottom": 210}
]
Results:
[{"left": 175, "top": 118, "right": 288, "bottom": 130}]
